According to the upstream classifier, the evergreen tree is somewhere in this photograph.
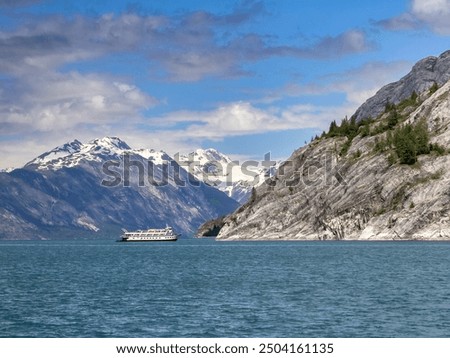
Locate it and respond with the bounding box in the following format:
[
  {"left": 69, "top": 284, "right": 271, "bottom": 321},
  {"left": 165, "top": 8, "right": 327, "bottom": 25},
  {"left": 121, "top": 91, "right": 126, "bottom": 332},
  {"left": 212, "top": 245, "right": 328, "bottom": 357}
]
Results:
[
  {"left": 414, "top": 119, "right": 430, "bottom": 155},
  {"left": 339, "top": 117, "right": 349, "bottom": 136},
  {"left": 429, "top": 82, "right": 439, "bottom": 94},
  {"left": 387, "top": 109, "right": 399, "bottom": 129},
  {"left": 328, "top": 120, "right": 338, "bottom": 137},
  {"left": 385, "top": 101, "right": 396, "bottom": 113},
  {"left": 386, "top": 130, "right": 394, "bottom": 148},
  {"left": 360, "top": 124, "right": 370, "bottom": 137},
  {"left": 394, "top": 124, "right": 417, "bottom": 164},
  {"left": 349, "top": 116, "right": 357, "bottom": 133},
  {"left": 392, "top": 120, "right": 430, "bottom": 165}
]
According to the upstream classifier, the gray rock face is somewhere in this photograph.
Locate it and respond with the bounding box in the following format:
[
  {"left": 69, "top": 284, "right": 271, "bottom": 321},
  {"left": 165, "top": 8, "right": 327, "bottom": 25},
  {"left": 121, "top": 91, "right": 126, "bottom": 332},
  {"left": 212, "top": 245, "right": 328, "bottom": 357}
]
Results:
[
  {"left": 354, "top": 50, "right": 450, "bottom": 121},
  {"left": 0, "top": 137, "right": 238, "bottom": 240},
  {"left": 196, "top": 216, "right": 226, "bottom": 237},
  {"left": 217, "top": 76, "right": 450, "bottom": 241}
]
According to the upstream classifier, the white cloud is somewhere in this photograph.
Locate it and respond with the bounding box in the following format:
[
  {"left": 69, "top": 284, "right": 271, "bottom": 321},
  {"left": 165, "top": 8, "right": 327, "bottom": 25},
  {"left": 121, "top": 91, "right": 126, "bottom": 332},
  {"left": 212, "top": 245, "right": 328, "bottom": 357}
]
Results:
[
  {"left": 411, "top": 0, "right": 450, "bottom": 34},
  {"left": 0, "top": 99, "right": 349, "bottom": 168},
  {"left": 145, "top": 101, "right": 351, "bottom": 142},
  {"left": 257, "top": 61, "right": 411, "bottom": 112},
  {"left": 0, "top": 10, "right": 374, "bottom": 82},
  {"left": 377, "top": 0, "right": 450, "bottom": 34},
  {"left": 0, "top": 59, "right": 412, "bottom": 169},
  {"left": 139, "top": 61, "right": 410, "bottom": 147},
  {"left": 0, "top": 7, "right": 388, "bottom": 168},
  {"left": 0, "top": 71, "right": 157, "bottom": 133},
  {"left": 411, "top": 0, "right": 449, "bottom": 14}
]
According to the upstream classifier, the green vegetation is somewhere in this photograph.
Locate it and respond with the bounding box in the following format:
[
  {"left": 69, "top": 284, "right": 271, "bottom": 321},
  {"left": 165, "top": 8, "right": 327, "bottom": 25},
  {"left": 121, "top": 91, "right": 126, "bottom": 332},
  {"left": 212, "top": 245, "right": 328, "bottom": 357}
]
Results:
[
  {"left": 396, "top": 91, "right": 419, "bottom": 112},
  {"left": 429, "top": 81, "right": 439, "bottom": 95},
  {"left": 394, "top": 119, "right": 429, "bottom": 164},
  {"left": 370, "top": 92, "right": 420, "bottom": 136},
  {"left": 352, "top": 149, "right": 362, "bottom": 159},
  {"left": 326, "top": 116, "right": 357, "bottom": 138},
  {"left": 320, "top": 116, "right": 374, "bottom": 156},
  {"left": 317, "top": 86, "right": 447, "bottom": 164},
  {"left": 359, "top": 123, "right": 370, "bottom": 137},
  {"left": 387, "top": 108, "right": 400, "bottom": 129},
  {"left": 374, "top": 119, "right": 446, "bottom": 165},
  {"left": 320, "top": 92, "right": 421, "bottom": 147}
]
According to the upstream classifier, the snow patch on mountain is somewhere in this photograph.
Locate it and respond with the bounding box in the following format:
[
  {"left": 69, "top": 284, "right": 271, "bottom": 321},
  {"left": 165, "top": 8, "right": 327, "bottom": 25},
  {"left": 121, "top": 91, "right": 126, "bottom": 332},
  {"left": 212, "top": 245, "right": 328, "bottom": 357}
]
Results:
[
  {"left": 76, "top": 217, "right": 99, "bottom": 232},
  {"left": 177, "top": 148, "right": 280, "bottom": 204},
  {"left": 28, "top": 139, "right": 83, "bottom": 166},
  {"left": 24, "top": 137, "right": 280, "bottom": 204},
  {"left": 133, "top": 149, "right": 171, "bottom": 165},
  {"left": 25, "top": 136, "right": 172, "bottom": 170}
]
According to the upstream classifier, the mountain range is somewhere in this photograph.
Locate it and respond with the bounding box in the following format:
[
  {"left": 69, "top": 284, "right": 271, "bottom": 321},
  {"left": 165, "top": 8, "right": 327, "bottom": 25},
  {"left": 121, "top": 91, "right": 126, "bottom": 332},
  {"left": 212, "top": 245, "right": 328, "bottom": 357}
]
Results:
[{"left": 0, "top": 137, "right": 241, "bottom": 239}]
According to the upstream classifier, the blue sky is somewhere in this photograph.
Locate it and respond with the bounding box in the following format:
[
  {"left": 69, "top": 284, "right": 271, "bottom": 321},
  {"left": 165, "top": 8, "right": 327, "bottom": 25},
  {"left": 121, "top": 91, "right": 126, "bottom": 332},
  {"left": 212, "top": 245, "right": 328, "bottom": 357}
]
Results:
[{"left": 1, "top": 0, "right": 450, "bottom": 167}]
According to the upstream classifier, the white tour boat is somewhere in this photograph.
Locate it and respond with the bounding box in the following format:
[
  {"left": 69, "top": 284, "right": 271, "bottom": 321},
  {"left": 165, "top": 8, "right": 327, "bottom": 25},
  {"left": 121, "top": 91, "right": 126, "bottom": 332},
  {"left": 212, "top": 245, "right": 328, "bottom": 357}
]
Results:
[{"left": 120, "top": 226, "right": 180, "bottom": 242}]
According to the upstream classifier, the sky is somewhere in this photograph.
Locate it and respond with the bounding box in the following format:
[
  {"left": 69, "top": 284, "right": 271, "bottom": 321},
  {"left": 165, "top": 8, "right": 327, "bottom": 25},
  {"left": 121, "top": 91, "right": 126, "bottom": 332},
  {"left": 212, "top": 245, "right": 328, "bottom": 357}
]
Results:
[{"left": 1, "top": 0, "right": 450, "bottom": 168}]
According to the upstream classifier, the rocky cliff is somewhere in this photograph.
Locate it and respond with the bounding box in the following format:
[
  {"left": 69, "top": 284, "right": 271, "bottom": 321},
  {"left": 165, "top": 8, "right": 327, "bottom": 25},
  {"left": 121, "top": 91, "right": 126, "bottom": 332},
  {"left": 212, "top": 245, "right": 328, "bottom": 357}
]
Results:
[
  {"left": 217, "top": 52, "right": 450, "bottom": 241},
  {"left": 354, "top": 50, "right": 450, "bottom": 121}
]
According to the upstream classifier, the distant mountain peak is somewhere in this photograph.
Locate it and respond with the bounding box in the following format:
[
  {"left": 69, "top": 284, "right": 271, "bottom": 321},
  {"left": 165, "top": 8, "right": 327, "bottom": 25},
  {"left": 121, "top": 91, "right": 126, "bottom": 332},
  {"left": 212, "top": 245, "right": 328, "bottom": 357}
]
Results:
[
  {"left": 180, "top": 148, "right": 234, "bottom": 166},
  {"left": 88, "top": 136, "right": 131, "bottom": 151},
  {"left": 25, "top": 139, "right": 83, "bottom": 167},
  {"left": 22, "top": 138, "right": 279, "bottom": 204},
  {"left": 25, "top": 136, "right": 132, "bottom": 170},
  {"left": 176, "top": 148, "right": 279, "bottom": 204},
  {"left": 132, "top": 148, "right": 171, "bottom": 165},
  {"left": 24, "top": 136, "right": 179, "bottom": 171},
  {"left": 46, "top": 139, "right": 82, "bottom": 155}
]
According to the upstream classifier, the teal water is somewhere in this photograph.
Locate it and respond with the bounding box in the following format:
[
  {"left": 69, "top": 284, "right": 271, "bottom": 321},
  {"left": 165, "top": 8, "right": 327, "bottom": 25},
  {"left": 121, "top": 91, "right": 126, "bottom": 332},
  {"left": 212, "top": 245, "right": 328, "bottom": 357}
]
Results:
[{"left": 0, "top": 239, "right": 449, "bottom": 337}]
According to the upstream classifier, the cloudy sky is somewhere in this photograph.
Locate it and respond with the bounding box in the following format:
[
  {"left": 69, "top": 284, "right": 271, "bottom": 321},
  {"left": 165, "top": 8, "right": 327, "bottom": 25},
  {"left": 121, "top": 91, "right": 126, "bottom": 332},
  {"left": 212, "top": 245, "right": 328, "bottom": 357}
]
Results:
[{"left": 1, "top": 0, "right": 450, "bottom": 168}]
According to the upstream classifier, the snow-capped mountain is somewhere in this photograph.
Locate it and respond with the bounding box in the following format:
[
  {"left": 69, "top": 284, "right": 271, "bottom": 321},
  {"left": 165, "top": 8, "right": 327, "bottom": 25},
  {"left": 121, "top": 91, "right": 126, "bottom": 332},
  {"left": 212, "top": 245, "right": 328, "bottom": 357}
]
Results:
[
  {"left": 25, "top": 137, "right": 153, "bottom": 170},
  {"left": 176, "top": 148, "right": 279, "bottom": 204},
  {"left": 0, "top": 137, "right": 238, "bottom": 240}
]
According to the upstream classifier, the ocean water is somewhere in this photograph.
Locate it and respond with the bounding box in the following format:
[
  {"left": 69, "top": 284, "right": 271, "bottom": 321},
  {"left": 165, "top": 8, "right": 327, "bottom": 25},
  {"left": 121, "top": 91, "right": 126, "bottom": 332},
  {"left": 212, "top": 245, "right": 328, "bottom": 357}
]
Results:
[{"left": 0, "top": 239, "right": 449, "bottom": 338}]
